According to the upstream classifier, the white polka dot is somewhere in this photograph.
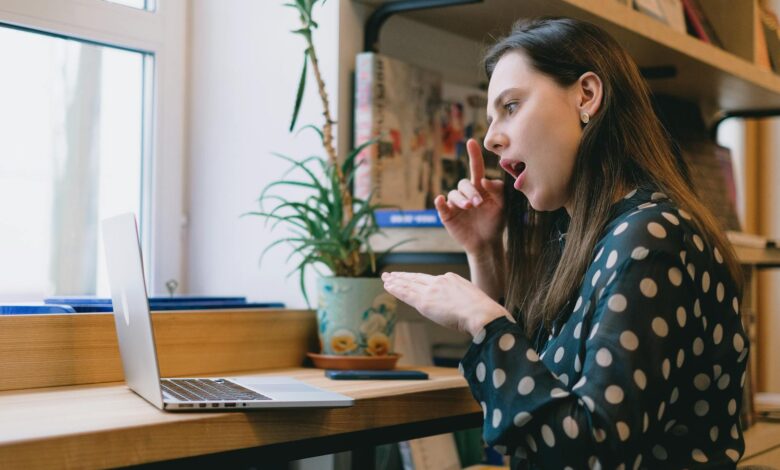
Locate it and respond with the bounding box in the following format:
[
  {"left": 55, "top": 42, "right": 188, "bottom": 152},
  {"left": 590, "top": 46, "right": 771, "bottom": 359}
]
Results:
[
  {"left": 742, "top": 371, "right": 747, "bottom": 387},
  {"left": 591, "top": 270, "right": 601, "bottom": 286},
  {"left": 662, "top": 359, "right": 670, "bottom": 379},
  {"left": 554, "top": 347, "right": 565, "bottom": 363},
  {"left": 499, "top": 333, "right": 516, "bottom": 351},
  {"left": 589, "top": 323, "right": 600, "bottom": 340},
  {"left": 525, "top": 434, "right": 537, "bottom": 452},
  {"left": 476, "top": 362, "right": 486, "bottom": 382},
  {"left": 617, "top": 421, "right": 630, "bottom": 441},
  {"left": 634, "top": 369, "right": 647, "bottom": 390},
  {"left": 694, "top": 400, "right": 709, "bottom": 416},
  {"left": 563, "top": 416, "right": 579, "bottom": 439},
  {"left": 633, "top": 455, "right": 642, "bottom": 470},
  {"left": 718, "top": 374, "right": 731, "bottom": 390},
  {"left": 733, "top": 297, "right": 739, "bottom": 314},
  {"left": 713, "top": 364, "right": 722, "bottom": 378},
  {"left": 726, "top": 449, "right": 739, "bottom": 462},
  {"left": 582, "top": 395, "right": 596, "bottom": 412},
  {"left": 492, "top": 408, "right": 502, "bottom": 427},
  {"left": 694, "top": 299, "right": 701, "bottom": 318},
  {"left": 676, "top": 349, "right": 685, "bottom": 368},
  {"left": 608, "top": 294, "right": 627, "bottom": 312},
  {"left": 710, "top": 426, "right": 719, "bottom": 442},
  {"left": 693, "top": 234, "right": 704, "bottom": 251},
  {"left": 658, "top": 401, "right": 666, "bottom": 420},
  {"left": 605, "top": 385, "right": 624, "bottom": 404},
  {"left": 541, "top": 424, "right": 555, "bottom": 447},
  {"left": 638, "top": 202, "right": 657, "bottom": 210},
  {"left": 693, "top": 337, "right": 704, "bottom": 356},
  {"left": 692, "top": 448, "right": 708, "bottom": 463},
  {"left": 526, "top": 348, "right": 539, "bottom": 362},
  {"left": 458, "top": 363, "right": 464, "bottom": 376},
  {"left": 596, "top": 348, "right": 613, "bottom": 367},
  {"left": 573, "top": 322, "right": 582, "bottom": 339},
  {"left": 614, "top": 222, "right": 629, "bottom": 235},
  {"left": 687, "top": 263, "right": 696, "bottom": 280},
  {"left": 702, "top": 271, "right": 710, "bottom": 292},
  {"left": 676, "top": 307, "right": 686, "bottom": 327},
  {"left": 607, "top": 272, "right": 617, "bottom": 285},
  {"left": 716, "top": 283, "right": 725, "bottom": 302},
  {"left": 728, "top": 399, "right": 737, "bottom": 415},
  {"left": 551, "top": 388, "right": 569, "bottom": 398},
  {"left": 518, "top": 377, "right": 535, "bottom": 395},
  {"left": 620, "top": 330, "right": 639, "bottom": 351},
  {"left": 652, "top": 317, "right": 669, "bottom": 337},
  {"left": 589, "top": 457, "right": 601, "bottom": 470},
  {"left": 493, "top": 368, "right": 506, "bottom": 388},
  {"left": 473, "top": 328, "right": 486, "bottom": 344},
  {"left": 731, "top": 424, "right": 739, "bottom": 439},
  {"left": 624, "top": 188, "right": 638, "bottom": 199},
  {"left": 594, "top": 246, "right": 604, "bottom": 262},
  {"left": 574, "top": 354, "right": 582, "bottom": 372},
  {"left": 713, "top": 324, "right": 723, "bottom": 344},
  {"left": 662, "top": 212, "right": 679, "bottom": 225},
  {"left": 606, "top": 250, "right": 618, "bottom": 268},
  {"left": 679, "top": 208, "right": 692, "bottom": 220},
  {"left": 680, "top": 251, "right": 687, "bottom": 264},
  {"left": 738, "top": 348, "right": 748, "bottom": 363},
  {"left": 670, "top": 387, "right": 679, "bottom": 404},
  {"left": 652, "top": 192, "right": 668, "bottom": 201},
  {"left": 647, "top": 222, "right": 667, "bottom": 238},
  {"left": 514, "top": 411, "right": 532, "bottom": 427},
  {"left": 558, "top": 373, "right": 569, "bottom": 386},
  {"left": 694, "top": 373, "right": 711, "bottom": 391},
  {"left": 702, "top": 316, "right": 708, "bottom": 331},
  {"left": 640, "top": 278, "right": 657, "bottom": 297},
  {"left": 733, "top": 333, "right": 745, "bottom": 353},
  {"left": 480, "top": 401, "right": 486, "bottom": 418},
  {"left": 653, "top": 445, "right": 668, "bottom": 460},
  {"left": 668, "top": 267, "right": 683, "bottom": 286},
  {"left": 574, "top": 296, "right": 583, "bottom": 312},
  {"left": 714, "top": 247, "right": 724, "bottom": 264},
  {"left": 631, "top": 246, "right": 649, "bottom": 260},
  {"left": 573, "top": 376, "right": 587, "bottom": 390},
  {"left": 593, "top": 427, "right": 606, "bottom": 443}
]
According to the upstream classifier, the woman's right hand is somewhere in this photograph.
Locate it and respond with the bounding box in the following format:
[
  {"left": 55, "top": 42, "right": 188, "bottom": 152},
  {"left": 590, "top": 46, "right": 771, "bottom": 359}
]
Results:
[{"left": 435, "top": 138, "right": 505, "bottom": 255}]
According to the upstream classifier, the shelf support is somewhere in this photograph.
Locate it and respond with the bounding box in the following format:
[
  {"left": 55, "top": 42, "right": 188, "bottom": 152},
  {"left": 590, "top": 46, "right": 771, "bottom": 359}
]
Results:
[
  {"left": 710, "top": 109, "right": 780, "bottom": 141},
  {"left": 364, "top": 0, "right": 483, "bottom": 52}
]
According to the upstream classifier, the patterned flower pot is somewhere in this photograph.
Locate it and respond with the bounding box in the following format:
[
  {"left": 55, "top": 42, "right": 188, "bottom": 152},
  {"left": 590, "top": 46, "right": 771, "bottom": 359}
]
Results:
[{"left": 316, "top": 277, "right": 398, "bottom": 356}]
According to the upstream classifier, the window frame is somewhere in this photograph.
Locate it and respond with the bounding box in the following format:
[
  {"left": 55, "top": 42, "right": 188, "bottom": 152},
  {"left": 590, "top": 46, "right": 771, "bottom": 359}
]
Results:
[{"left": 0, "top": 0, "right": 188, "bottom": 297}]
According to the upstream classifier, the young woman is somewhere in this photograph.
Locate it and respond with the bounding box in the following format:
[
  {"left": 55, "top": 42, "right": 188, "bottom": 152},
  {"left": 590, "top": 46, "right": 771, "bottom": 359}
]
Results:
[{"left": 381, "top": 17, "right": 749, "bottom": 469}]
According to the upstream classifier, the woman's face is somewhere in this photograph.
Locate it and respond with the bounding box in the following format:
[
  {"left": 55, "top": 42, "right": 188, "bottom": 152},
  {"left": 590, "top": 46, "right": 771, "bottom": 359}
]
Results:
[{"left": 484, "top": 51, "right": 586, "bottom": 214}]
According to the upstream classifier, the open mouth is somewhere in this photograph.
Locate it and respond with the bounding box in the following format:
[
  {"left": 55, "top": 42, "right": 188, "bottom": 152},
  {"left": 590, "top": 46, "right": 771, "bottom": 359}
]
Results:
[{"left": 500, "top": 159, "right": 526, "bottom": 179}]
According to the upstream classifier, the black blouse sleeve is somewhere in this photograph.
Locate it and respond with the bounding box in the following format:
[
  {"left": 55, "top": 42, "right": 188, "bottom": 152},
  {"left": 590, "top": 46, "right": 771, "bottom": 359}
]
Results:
[{"left": 460, "top": 246, "right": 747, "bottom": 468}]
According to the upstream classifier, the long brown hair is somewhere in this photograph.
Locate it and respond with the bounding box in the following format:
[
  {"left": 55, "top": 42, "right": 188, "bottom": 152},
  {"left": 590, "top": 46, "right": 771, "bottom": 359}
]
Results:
[{"left": 484, "top": 18, "right": 743, "bottom": 335}]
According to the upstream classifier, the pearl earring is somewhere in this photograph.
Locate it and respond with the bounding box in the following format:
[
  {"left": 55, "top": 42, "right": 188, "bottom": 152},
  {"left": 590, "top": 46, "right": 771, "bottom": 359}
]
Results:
[{"left": 580, "top": 112, "right": 590, "bottom": 124}]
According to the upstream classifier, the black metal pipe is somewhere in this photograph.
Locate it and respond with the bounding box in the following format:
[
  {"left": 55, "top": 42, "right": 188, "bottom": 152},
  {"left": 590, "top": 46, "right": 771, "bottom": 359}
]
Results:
[
  {"left": 710, "top": 109, "right": 780, "bottom": 141},
  {"left": 364, "top": 0, "right": 483, "bottom": 52}
]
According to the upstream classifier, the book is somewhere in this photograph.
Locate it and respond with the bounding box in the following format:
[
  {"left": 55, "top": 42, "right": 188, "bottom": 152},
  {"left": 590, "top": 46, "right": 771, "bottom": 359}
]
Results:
[
  {"left": 760, "top": 5, "right": 780, "bottom": 73},
  {"left": 375, "top": 208, "right": 443, "bottom": 228},
  {"left": 633, "top": 0, "right": 686, "bottom": 34},
  {"left": 681, "top": 0, "right": 723, "bottom": 47},
  {"left": 354, "top": 52, "right": 442, "bottom": 211}
]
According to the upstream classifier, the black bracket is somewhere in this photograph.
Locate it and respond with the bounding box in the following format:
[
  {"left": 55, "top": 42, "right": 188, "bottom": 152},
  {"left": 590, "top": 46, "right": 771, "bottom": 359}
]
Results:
[
  {"left": 710, "top": 109, "right": 780, "bottom": 141},
  {"left": 364, "top": 0, "right": 484, "bottom": 52}
]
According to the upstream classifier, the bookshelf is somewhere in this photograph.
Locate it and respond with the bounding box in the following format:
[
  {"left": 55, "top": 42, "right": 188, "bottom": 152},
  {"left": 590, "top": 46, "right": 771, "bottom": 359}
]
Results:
[{"left": 354, "top": 0, "right": 780, "bottom": 116}]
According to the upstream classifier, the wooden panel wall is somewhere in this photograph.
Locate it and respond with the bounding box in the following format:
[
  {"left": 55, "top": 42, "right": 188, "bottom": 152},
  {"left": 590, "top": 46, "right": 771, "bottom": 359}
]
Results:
[{"left": 0, "top": 309, "right": 318, "bottom": 392}]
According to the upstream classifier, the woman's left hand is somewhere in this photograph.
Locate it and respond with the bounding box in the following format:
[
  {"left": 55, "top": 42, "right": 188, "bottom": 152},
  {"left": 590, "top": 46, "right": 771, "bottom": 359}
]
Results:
[{"left": 381, "top": 271, "right": 510, "bottom": 336}]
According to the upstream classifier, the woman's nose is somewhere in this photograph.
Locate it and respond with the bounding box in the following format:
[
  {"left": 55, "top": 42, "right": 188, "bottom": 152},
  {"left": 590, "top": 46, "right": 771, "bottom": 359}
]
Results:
[{"left": 484, "top": 125, "right": 506, "bottom": 154}]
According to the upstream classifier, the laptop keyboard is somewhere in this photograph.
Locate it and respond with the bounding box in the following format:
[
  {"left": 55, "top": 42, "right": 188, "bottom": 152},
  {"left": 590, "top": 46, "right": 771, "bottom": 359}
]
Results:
[{"left": 161, "top": 378, "right": 272, "bottom": 402}]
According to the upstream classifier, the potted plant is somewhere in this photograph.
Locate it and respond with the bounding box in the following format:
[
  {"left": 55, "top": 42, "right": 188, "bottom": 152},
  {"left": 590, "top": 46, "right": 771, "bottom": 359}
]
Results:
[{"left": 245, "top": 0, "right": 406, "bottom": 361}]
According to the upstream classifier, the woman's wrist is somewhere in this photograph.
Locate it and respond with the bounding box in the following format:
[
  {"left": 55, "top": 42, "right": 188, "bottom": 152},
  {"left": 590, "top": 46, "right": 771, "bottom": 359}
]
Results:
[{"left": 467, "top": 303, "right": 510, "bottom": 337}]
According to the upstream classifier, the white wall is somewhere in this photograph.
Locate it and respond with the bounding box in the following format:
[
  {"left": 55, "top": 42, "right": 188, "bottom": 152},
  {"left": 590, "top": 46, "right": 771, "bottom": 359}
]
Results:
[{"left": 187, "top": 0, "right": 341, "bottom": 307}]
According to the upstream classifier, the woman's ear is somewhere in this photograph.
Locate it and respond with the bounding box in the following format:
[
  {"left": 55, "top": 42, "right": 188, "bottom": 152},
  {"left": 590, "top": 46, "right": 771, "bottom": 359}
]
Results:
[{"left": 576, "top": 71, "right": 603, "bottom": 121}]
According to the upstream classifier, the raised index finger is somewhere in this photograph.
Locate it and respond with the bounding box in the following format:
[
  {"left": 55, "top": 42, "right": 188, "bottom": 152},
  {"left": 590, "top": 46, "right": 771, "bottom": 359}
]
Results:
[{"left": 467, "top": 138, "right": 485, "bottom": 190}]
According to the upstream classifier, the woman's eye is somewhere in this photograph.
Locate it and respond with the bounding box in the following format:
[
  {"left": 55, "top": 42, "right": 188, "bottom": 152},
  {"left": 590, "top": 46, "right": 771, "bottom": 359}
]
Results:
[{"left": 504, "top": 101, "right": 518, "bottom": 114}]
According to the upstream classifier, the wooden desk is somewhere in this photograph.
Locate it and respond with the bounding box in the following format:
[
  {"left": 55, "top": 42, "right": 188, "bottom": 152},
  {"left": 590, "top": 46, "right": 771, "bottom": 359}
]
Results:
[{"left": 0, "top": 366, "right": 481, "bottom": 468}]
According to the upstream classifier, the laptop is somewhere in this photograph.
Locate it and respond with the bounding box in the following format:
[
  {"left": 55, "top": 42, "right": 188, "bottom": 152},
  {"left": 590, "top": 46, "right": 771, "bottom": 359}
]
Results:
[{"left": 101, "top": 212, "right": 353, "bottom": 411}]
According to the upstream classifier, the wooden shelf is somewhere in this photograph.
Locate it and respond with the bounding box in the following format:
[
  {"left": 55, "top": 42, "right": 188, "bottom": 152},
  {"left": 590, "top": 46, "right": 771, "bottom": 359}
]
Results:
[{"left": 356, "top": 0, "right": 780, "bottom": 113}]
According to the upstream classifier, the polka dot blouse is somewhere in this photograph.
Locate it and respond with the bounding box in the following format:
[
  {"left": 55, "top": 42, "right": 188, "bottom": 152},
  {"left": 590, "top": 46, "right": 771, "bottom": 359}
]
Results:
[{"left": 460, "top": 186, "right": 750, "bottom": 469}]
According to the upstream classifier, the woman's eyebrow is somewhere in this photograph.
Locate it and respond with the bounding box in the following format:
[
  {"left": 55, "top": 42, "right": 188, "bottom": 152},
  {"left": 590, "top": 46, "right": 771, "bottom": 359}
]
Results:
[{"left": 487, "top": 87, "right": 522, "bottom": 125}]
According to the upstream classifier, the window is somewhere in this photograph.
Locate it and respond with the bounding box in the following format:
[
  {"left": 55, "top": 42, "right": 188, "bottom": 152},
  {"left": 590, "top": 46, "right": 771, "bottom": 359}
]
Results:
[
  {"left": 0, "top": 1, "right": 187, "bottom": 302},
  {"left": 0, "top": 25, "right": 152, "bottom": 301}
]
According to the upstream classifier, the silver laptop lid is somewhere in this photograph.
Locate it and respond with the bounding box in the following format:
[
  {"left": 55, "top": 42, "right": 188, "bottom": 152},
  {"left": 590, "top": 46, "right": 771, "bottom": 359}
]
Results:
[{"left": 101, "top": 213, "right": 164, "bottom": 409}]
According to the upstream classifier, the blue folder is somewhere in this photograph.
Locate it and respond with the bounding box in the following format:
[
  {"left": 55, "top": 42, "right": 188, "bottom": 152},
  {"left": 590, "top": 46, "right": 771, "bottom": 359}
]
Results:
[{"left": 1, "top": 297, "right": 284, "bottom": 314}]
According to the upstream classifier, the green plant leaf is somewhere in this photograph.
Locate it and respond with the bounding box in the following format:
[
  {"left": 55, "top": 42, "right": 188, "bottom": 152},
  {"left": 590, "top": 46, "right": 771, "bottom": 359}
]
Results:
[
  {"left": 289, "top": 49, "right": 309, "bottom": 132},
  {"left": 295, "top": 124, "right": 324, "bottom": 142}
]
